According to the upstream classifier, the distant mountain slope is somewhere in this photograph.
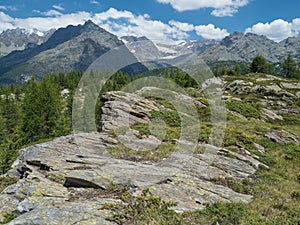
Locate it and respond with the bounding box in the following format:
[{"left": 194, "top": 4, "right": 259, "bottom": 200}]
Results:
[
  {"left": 200, "top": 32, "right": 288, "bottom": 63},
  {"left": 0, "top": 28, "right": 54, "bottom": 56},
  {"left": 279, "top": 36, "right": 300, "bottom": 59},
  {"left": 0, "top": 20, "right": 124, "bottom": 84},
  {"left": 155, "top": 39, "right": 216, "bottom": 59}
]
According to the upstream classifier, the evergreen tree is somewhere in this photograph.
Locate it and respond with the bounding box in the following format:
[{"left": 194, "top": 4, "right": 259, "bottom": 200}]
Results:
[
  {"left": 234, "top": 64, "right": 241, "bottom": 75},
  {"left": 221, "top": 66, "right": 228, "bottom": 76},
  {"left": 21, "top": 76, "right": 69, "bottom": 143},
  {"left": 0, "top": 89, "right": 22, "bottom": 174},
  {"left": 282, "top": 54, "right": 298, "bottom": 78},
  {"left": 250, "top": 55, "right": 268, "bottom": 73}
]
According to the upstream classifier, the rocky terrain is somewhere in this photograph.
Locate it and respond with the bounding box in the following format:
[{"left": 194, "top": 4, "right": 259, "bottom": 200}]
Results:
[{"left": 0, "top": 74, "right": 299, "bottom": 224}]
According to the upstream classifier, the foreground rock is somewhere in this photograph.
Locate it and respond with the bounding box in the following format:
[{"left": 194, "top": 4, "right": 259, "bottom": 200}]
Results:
[{"left": 1, "top": 132, "right": 268, "bottom": 224}]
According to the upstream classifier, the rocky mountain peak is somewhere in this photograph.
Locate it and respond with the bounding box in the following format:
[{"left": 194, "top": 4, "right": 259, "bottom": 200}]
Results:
[
  {"left": 0, "top": 28, "right": 54, "bottom": 56},
  {"left": 81, "top": 20, "right": 105, "bottom": 32},
  {"left": 0, "top": 21, "right": 124, "bottom": 84}
]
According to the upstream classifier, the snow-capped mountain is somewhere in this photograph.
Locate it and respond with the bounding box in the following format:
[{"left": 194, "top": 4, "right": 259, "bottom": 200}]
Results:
[{"left": 0, "top": 28, "right": 55, "bottom": 56}]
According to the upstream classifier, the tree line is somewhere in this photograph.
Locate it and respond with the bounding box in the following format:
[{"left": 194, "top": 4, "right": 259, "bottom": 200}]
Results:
[
  {"left": 0, "top": 71, "right": 82, "bottom": 173},
  {"left": 214, "top": 54, "right": 300, "bottom": 79}
]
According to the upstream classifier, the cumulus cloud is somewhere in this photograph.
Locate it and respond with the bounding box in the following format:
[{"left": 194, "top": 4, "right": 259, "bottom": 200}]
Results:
[
  {"left": 169, "top": 20, "right": 194, "bottom": 32},
  {"left": 0, "top": 11, "right": 90, "bottom": 33},
  {"left": 195, "top": 24, "right": 229, "bottom": 40},
  {"left": 292, "top": 18, "right": 300, "bottom": 32},
  {"left": 0, "top": 8, "right": 229, "bottom": 42},
  {"left": 156, "top": 0, "right": 249, "bottom": 16},
  {"left": 0, "top": 12, "right": 15, "bottom": 30},
  {"left": 92, "top": 8, "right": 191, "bottom": 42},
  {"left": 245, "top": 19, "right": 300, "bottom": 42}
]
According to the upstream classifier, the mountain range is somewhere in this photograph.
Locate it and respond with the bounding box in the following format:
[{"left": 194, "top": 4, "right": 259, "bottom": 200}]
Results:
[
  {"left": 0, "top": 28, "right": 54, "bottom": 57},
  {"left": 0, "top": 20, "right": 300, "bottom": 85}
]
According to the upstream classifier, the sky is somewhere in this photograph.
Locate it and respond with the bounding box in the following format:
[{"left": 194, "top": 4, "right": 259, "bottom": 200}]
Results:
[{"left": 0, "top": 0, "right": 300, "bottom": 43}]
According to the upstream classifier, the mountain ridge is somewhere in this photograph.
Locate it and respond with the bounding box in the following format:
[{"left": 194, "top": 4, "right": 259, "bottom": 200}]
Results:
[
  {"left": 0, "top": 28, "right": 54, "bottom": 57},
  {"left": 0, "top": 20, "right": 124, "bottom": 84},
  {"left": 0, "top": 22, "right": 300, "bottom": 84}
]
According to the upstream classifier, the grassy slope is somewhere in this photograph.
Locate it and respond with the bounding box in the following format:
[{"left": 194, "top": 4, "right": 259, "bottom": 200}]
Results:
[{"left": 108, "top": 74, "right": 300, "bottom": 224}]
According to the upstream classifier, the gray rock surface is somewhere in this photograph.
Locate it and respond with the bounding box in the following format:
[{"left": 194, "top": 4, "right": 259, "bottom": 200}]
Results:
[{"left": 265, "top": 131, "right": 299, "bottom": 145}]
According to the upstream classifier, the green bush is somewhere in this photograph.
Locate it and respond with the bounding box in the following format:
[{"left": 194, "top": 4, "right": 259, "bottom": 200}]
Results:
[
  {"left": 151, "top": 110, "right": 180, "bottom": 127},
  {"left": 226, "top": 100, "right": 261, "bottom": 119},
  {"left": 0, "top": 212, "right": 16, "bottom": 224}
]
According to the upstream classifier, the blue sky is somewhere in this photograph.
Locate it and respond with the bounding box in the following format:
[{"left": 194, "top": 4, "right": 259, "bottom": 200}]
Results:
[{"left": 0, "top": 0, "right": 300, "bottom": 43}]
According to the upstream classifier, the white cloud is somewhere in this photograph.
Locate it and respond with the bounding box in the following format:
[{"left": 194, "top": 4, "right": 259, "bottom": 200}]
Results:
[
  {"left": 292, "top": 18, "right": 300, "bottom": 32},
  {"left": 93, "top": 8, "right": 190, "bottom": 43},
  {"left": 0, "top": 11, "right": 90, "bottom": 33},
  {"left": 0, "top": 12, "right": 15, "bottom": 30},
  {"left": 195, "top": 24, "right": 229, "bottom": 40},
  {"left": 156, "top": 0, "right": 249, "bottom": 16},
  {"left": 52, "top": 4, "right": 64, "bottom": 11},
  {"left": 90, "top": 0, "right": 100, "bottom": 5},
  {"left": 245, "top": 19, "right": 300, "bottom": 42},
  {"left": 0, "top": 5, "right": 17, "bottom": 11},
  {"left": 93, "top": 8, "right": 133, "bottom": 21},
  {"left": 169, "top": 20, "right": 194, "bottom": 32},
  {"left": 0, "top": 8, "right": 231, "bottom": 42},
  {"left": 211, "top": 6, "right": 237, "bottom": 17},
  {"left": 42, "top": 10, "right": 62, "bottom": 17}
]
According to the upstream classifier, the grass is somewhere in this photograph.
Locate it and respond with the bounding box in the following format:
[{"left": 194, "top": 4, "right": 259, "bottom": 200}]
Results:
[
  {"left": 0, "top": 177, "right": 17, "bottom": 193},
  {"left": 104, "top": 189, "right": 182, "bottom": 225},
  {"left": 226, "top": 100, "right": 261, "bottom": 119},
  {"left": 130, "top": 122, "right": 151, "bottom": 138},
  {"left": 151, "top": 110, "right": 181, "bottom": 127},
  {"left": 108, "top": 143, "right": 176, "bottom": 162},
  {"left": 0, "top": 212, "right": 16, "bottom": 224}
]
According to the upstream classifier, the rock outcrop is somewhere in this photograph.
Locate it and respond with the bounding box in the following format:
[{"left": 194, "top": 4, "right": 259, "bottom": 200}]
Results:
[{"left": 1, "top": 130, "right": 268, "bottom": 224}]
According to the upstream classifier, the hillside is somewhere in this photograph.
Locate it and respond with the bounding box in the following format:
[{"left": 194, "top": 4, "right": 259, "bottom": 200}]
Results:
[
  {"left": 0, "top": 73, "right": 299, "bottom": 224},
  {"left": 0, "top": 21, "right": 124, "bottom": 84}
]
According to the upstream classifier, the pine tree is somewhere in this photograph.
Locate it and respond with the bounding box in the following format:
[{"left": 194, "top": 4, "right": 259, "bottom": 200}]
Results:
[
  {"left": 21, "top": 76, "right": 69, "bottom": 143},
  {"left": 0, "top": 89, "right": 22, "bottom": 174},
  {"left": 282, "top": 54, "right": 298, "bottom": 78},
  {"left": 234, "top": 64, "right": 241, "bottom": 75},
  {"left": 250, "top": 55, "right": 268, "bottom": 73}
]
